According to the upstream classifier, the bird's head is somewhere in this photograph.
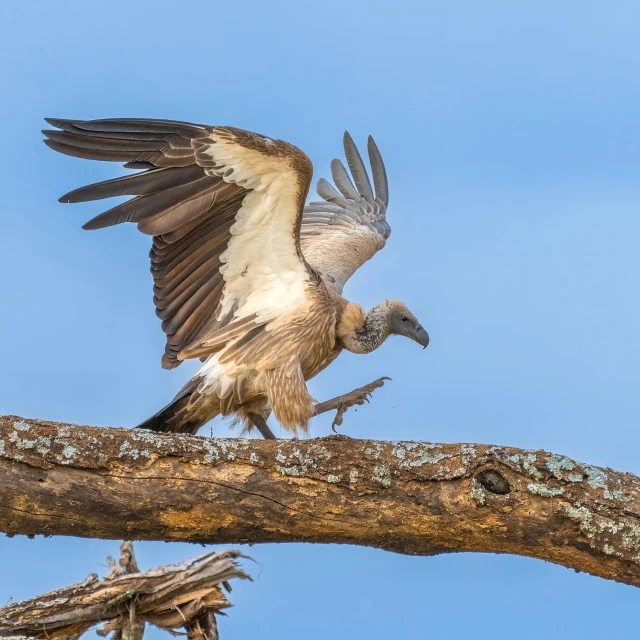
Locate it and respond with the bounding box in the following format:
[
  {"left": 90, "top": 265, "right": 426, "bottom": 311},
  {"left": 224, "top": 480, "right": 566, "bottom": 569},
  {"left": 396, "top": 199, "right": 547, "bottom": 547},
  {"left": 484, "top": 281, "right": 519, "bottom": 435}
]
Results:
[
  {"left": 339, "top": 299, "right": 429, "bottom": 354},
  {"left": 386, "top": 300, "right": 429, "bottom": 349}
]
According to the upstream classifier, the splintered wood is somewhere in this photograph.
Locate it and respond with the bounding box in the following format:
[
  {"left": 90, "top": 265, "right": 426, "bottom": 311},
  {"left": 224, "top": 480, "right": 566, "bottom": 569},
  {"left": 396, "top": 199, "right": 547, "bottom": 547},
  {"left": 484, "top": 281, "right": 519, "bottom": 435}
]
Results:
[{"left": 0, "top": 545, "right": 250, "bottom": 640}]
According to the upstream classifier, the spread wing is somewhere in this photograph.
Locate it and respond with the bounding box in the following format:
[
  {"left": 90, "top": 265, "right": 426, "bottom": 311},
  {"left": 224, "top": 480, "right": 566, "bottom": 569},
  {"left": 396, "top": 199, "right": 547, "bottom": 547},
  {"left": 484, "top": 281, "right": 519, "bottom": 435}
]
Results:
[
  {"left": 44, "top": 118, "right": 316, "bottom": 369},
  {"left": 300, "top": 132, "right": 390, "bottom": 293}
]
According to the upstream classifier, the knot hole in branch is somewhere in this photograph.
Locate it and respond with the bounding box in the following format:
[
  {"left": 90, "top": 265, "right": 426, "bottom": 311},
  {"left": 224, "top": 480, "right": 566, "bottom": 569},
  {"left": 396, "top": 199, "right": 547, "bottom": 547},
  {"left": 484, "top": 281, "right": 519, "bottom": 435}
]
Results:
[{"left": 475, "top": 469, "right": 510, "bottom": 495}]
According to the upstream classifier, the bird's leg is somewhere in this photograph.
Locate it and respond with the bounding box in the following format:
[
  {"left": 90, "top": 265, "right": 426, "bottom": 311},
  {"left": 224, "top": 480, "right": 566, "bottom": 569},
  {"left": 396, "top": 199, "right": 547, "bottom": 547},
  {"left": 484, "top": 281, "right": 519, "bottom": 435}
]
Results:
[
  {"left": 247, "top": 411, "right": 277, "bottom": 440},
  {"left": 314, "top": 377, "right": 390, "bottom": 433},
  {"left": 248, "top": 377, "right": 390, "bottom": 438}
]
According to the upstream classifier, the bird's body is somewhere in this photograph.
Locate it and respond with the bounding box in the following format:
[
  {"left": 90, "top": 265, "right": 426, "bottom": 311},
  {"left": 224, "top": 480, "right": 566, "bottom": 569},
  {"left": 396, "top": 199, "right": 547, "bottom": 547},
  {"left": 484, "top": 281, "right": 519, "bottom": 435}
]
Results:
[
  {"left": 160, "top": 288, "right": 347, "bottom": 435},
  {"left": 45, "top": 118, "right": 428, "bottom": 436}
]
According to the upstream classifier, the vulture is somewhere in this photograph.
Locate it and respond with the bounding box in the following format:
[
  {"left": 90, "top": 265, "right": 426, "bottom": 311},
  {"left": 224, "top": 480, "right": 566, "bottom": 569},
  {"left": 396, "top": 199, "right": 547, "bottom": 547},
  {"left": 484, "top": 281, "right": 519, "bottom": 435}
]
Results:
[{"left": 44, "top": 118, "right": 429, "bottom": 438}]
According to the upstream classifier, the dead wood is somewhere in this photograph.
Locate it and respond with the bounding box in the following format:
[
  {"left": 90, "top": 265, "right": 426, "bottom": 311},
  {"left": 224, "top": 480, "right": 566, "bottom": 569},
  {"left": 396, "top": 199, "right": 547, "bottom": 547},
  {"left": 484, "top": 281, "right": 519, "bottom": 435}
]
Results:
[
  {"left": 1, "top": 414, "right": 640, "bottom": 588},
  {"left": 0, "top": 542, "right": 249, "bottom": 639}
]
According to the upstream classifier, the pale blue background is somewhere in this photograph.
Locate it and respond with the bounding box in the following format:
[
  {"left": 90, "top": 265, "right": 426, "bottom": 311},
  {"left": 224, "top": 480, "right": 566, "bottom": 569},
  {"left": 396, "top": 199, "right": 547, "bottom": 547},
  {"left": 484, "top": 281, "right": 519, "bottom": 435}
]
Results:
[{"left": 1, "top": 1, "right": 639, "bottom": 637}]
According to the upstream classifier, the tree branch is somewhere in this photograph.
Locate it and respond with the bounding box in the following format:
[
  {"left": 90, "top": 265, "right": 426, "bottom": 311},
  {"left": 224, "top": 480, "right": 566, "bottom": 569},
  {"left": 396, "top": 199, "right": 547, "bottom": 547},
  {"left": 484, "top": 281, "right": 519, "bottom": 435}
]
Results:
[
  {"left": 2, "top": 414, "right": 640, "bottom": 587},
  {"left": 0, "top": 544, "right": 249, "bottom": 639}
]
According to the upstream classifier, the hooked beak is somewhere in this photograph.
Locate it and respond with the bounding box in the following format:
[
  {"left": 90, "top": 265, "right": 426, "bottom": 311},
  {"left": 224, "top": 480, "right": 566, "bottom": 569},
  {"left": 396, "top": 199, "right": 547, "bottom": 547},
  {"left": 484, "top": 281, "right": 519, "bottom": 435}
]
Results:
[{"left": 415, "top": 326, "right": 430, "bottom": 349}]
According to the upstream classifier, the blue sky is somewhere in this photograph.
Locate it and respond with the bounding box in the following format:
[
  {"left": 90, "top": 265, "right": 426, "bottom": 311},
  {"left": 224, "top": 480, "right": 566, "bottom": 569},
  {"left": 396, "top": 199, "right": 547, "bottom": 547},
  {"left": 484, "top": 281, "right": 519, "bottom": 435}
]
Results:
[{"left": 2, "top": 1, "right": 640, "bottom": 637}]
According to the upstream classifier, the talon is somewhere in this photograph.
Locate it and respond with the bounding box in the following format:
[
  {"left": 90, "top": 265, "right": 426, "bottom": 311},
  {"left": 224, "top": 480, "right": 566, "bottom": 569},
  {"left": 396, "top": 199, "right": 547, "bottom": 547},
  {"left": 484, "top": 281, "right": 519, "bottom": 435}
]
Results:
[{"left": 313, "top": 376, "right": 391, "bottom": 429}]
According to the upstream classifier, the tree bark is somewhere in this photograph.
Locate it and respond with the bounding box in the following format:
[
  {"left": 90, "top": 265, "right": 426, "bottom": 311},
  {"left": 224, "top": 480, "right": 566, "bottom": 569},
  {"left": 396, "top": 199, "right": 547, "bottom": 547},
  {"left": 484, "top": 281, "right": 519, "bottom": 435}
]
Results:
[{"left": 2, "top": 414, "right": 640, "bottom": 587}]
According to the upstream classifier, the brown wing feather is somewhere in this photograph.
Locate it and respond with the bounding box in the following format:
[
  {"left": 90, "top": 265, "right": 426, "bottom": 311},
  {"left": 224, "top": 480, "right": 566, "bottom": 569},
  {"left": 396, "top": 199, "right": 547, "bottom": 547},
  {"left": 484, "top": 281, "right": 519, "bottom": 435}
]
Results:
[{"left": 45, "top": 117, "right": 316, "bottom": 370}]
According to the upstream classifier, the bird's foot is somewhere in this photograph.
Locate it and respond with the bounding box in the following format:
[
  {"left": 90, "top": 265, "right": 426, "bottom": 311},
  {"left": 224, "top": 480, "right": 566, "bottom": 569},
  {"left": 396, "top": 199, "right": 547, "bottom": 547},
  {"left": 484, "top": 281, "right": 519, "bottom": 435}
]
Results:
[{"left": 314, "top": 377, "right": 391, "bottom": 433}]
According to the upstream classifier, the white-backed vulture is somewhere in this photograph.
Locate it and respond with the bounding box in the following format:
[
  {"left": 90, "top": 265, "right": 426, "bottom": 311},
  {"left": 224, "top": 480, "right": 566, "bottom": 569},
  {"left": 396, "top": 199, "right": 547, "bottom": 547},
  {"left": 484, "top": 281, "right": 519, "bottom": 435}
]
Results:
[{"left": 44, "top": 119, "right": 429, "bottom": 437}]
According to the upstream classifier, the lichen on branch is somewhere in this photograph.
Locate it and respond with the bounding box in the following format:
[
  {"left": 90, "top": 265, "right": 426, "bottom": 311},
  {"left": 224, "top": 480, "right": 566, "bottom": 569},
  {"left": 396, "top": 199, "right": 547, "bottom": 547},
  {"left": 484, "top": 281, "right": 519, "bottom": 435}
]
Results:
[{"left": 1, "top": 414, "right": 640, "bottom": 587}]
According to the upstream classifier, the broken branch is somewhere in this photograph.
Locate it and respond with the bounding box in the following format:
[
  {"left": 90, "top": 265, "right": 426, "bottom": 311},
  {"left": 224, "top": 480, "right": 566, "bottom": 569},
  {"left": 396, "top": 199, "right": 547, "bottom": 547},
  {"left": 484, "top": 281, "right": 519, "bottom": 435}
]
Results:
[{"left": 0, "top": 545, "right": 249, "bottom": 639}]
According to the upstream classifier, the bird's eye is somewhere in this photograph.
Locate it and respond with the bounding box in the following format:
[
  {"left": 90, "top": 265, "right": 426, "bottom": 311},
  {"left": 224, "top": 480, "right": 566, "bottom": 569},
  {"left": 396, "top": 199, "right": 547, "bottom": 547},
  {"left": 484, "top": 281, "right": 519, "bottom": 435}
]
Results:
[{"left": 401, "top": 316, "right": 408, "bottom": 322}]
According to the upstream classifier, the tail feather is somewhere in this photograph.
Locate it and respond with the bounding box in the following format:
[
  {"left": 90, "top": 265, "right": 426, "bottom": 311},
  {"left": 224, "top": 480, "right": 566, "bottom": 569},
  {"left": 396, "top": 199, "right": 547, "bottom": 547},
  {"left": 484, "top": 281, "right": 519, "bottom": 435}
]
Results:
[{"left": 136, "top": 378, "right": 207, "bottom": 435}]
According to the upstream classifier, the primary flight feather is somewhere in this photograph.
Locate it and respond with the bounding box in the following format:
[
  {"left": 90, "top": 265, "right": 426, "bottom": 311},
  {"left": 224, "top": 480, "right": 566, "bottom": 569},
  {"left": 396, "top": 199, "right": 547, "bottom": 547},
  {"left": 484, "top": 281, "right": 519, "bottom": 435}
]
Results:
[{"left": 44, "top": 118, "right": 429, "bottom": 436}]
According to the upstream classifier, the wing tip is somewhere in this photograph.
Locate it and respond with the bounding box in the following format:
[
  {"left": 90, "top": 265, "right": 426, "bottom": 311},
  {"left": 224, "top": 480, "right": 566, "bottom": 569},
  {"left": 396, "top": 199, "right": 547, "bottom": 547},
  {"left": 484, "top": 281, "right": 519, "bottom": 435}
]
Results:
[
  {"left": 341, "top": 131, "right": 374, "bottom": 199},
  {"left": 365, "top": 134, "right": 389, "bottom": 207},
  {"left": 44, "top": 117, "right": 76, "bottom": 131},
  {"left": 58, "top": 189, "right": 85, "bottom": 204},
  {"left": 42, "top": 138, "right": 77, "bottom": 157},
  {"left": 81, "top": 215, "right": 110, "bottom": 231}
]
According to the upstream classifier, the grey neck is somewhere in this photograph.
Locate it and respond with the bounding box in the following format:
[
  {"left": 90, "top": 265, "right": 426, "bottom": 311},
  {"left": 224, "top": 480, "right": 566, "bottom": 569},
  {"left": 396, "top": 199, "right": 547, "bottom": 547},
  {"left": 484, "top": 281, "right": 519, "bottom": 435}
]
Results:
[{"left": 340, "top": 302, "right": 391, "bottom": 354}]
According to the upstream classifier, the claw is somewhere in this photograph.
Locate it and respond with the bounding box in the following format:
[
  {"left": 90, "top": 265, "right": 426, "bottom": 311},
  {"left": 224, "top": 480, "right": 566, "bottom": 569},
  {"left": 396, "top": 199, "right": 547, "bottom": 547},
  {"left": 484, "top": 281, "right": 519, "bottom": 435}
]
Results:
[{"left": 315, "top": 376, "right": 392, "bottom": 434}]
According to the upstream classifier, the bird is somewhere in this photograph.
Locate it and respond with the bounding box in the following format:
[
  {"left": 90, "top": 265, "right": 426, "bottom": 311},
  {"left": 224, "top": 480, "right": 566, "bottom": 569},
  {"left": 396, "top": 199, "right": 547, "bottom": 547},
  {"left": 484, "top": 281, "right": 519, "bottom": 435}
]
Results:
[{"left": 43, "top": 118, "right": 429, "bottom": 438}]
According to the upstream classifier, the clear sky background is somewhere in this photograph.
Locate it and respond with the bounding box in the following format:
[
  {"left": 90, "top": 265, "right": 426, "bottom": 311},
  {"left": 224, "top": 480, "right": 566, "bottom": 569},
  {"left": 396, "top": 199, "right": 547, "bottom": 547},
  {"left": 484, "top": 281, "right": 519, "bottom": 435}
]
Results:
[{"left": 1, "top": 1, "right": 640, "bottom": 637}]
